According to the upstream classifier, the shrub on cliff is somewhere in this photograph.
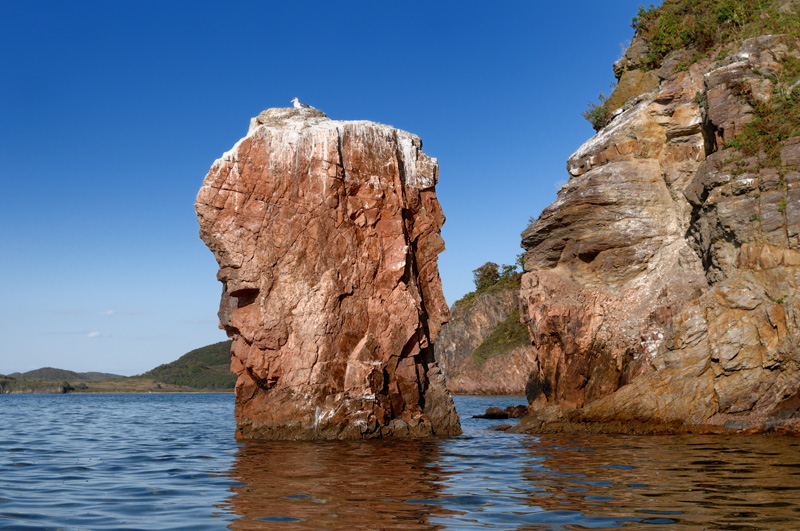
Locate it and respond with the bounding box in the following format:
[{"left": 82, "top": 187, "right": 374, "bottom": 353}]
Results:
[
  {"left": 582, "top": 92, "right": 612, "bottom": 131},
  {"left": 456, "top": 258, "right": 524, "bottom": 310},
  {"left": 632, "top": 0, "right": 800, "bottom": 69},
  {"left": 473, "top": 262, "right": 501, "bottom": 291}
]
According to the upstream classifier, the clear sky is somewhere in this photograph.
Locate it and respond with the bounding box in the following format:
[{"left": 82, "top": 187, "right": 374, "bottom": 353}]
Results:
[{"left": 0, "top": 0, "right": 646, "bottom": 375}]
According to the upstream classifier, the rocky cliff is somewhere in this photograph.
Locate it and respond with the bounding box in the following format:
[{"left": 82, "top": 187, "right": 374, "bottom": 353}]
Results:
[
  {"left": 196, "top": 107, "right": 460, "bottom": 439},
  {"left": 435, "top": 289, "right": 533, "bottom": 395},
  {"left": 0, "top": 382, "right": 71, "bottom": 394},
  {"left": 518, "top": 1, "right": 800, "bottom": 433}
]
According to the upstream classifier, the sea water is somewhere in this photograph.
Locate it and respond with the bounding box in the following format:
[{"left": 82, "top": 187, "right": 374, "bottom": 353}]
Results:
[{"left": 1, "top": 393, "right": 799, "bottom": 530}]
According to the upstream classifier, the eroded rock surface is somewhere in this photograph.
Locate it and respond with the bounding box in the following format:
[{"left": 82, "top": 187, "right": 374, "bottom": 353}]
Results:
[
  {"left": 518, "top": 32, "right": 800, "bottom": 433},
  {"left": 196, "top": 107, "right": 460, "bottom": 439},
  {"left": 434, "top": 289, "right": 533, "bottom": 395}
]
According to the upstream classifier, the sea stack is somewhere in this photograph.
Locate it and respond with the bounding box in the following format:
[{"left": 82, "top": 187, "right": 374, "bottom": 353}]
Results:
[{"left": 196, "top": 106, "right": 460, "bottom": 440}]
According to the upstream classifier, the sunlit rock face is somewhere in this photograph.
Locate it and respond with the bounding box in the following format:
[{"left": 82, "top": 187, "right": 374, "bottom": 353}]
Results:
[
  {"left": 520, "top": 41, "right": 711, "bottom": 412},
  {"left": 434, "top": 289, "right": 534, "bottom": 395},
  {"left": 519, "top": 33, "right": 800, "bottom": 433},
  {"left": 196, "top": 107, "right": 460, "bottom": 440}
]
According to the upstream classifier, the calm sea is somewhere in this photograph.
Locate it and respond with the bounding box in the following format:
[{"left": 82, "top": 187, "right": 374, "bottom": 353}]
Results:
[{"left": 1, "top": 393, "right": 799, "bottom": 530}]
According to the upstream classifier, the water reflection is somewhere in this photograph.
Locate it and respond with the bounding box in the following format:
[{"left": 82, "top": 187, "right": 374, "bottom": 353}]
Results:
[
  {"left": 522, "top": 434, "right": 800, "bottom": 529},
  {"left": 221, "top": 397, "right": 800, "bottom": 530},
  {"left": 225, "top": 438, "right": 449, "bottom": 530}
]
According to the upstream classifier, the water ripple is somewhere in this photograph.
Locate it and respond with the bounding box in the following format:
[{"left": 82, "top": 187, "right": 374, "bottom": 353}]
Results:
[{"left": 2, "top": 394, "right": 800, "bottom": 529}]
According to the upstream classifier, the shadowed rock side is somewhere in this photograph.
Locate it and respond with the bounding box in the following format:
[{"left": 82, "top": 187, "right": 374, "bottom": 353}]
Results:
[
  {"left": 517, "top": 30, "right": 800, "bottom": 433},
  {"left": 196, "top": 107, "right": 460, "bottom": 439},
  {"left": 434, "top": 289, "right": 533, "bottom": 395}
]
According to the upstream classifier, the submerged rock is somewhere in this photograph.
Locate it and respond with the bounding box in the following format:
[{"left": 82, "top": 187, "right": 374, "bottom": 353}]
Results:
[
  {"left": 473, "top": 404, "right": 528, "bottom": 420},
  {"left": 473, "top": 407, "right": 509, "bottom": 420},
  {"left": 196, "top": 107, "right": 460, "bottom": 439}
]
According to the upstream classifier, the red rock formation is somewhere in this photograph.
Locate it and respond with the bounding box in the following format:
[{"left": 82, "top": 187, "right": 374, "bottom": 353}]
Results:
[
  {"left": 518, "top": 29, "right": 800, "bottom": 433},
  {"left": 196, "top": 107, "right": 460, "bottom": 439}
]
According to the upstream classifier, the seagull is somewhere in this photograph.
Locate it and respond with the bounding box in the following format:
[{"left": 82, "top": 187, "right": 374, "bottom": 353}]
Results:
[{"left": 291, "top": 97, "right": 315, "bottom": 109}]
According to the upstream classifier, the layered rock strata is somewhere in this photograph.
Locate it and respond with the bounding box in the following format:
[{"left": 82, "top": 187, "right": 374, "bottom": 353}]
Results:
[
  {"left": 435, "top": 289, "right": 533, "bottom": 395},
  {"left": 196, "top": 107, "right": 461, "bottom": 439},
  {"left": 518, "top": 32, "right": 800, "bottom": 433}
]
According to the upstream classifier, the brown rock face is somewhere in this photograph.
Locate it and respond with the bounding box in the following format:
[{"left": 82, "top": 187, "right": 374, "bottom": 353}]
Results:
[
  {"left": 520, "top": 52, "right": 711, "bottom": 409},
  {"left": 196, "top": 107, "right": 460, "bottom": 439},
  {"left": 519, "top": 33, "right": 800, "bottom": 433},
  {"left": 434, "top": 289, "right": 534, "bottom": 395}
]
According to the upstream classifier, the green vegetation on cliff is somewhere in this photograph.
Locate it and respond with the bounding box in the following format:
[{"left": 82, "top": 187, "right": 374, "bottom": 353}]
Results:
[
  {"left": 725, "top": 54, "right": 800, "bottom": 163},
  {"left": 138, "top": 340, "right": 235, "bottom": 389},
  {"left": 470, "top": 310, "right": 530, "bottom": 367},
  {"left": 455, "top": 257, "right": 524, "bottom": 310},
  {"left": 633, "top": 0, "right": 800, "bottom": 69},
  {"left": 583, "top": 0, "right": 800, "bottom": 135},
  {"left": 582, "top": 90, "right": 614, "bottom": 131}
]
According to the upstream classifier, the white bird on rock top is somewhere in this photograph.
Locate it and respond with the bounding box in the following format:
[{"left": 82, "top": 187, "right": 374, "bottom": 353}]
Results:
[{"left": 291, "top": 97, "right": 315, "bottom": 109}]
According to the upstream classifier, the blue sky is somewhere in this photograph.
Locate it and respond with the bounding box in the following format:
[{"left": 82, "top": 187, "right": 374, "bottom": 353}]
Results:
[{"left": 0, "top": 1, "right": 645, "bottom": 375}]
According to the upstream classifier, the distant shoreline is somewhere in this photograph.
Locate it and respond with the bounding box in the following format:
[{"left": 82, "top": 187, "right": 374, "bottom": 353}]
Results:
[{"left": 1, "top": 390, "right": 234, "bottom": 395}]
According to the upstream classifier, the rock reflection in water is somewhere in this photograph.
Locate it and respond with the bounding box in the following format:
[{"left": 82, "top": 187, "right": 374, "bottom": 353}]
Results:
[
  {"left": 522, "top": 434, "right": 800, "bottom": 529},
  {"left": 225, "top": 438, "right": 449, "bottom": 530},
  {"left": 221, "top": 397, "right": 800, "bottom": 530}
]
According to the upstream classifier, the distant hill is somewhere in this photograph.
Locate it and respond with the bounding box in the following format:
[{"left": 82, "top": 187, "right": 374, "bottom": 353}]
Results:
[
  {"left": 1, "top": 340, "right": 235, "bottom": 393},
  {"left": 137, "top": 340, "right": 235, "bottom": 389},
  {"left": 7, "top": 367, "right": 124, "bottom": 381}
]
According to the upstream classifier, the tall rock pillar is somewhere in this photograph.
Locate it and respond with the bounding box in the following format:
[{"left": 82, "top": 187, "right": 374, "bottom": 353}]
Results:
[{"left": 196, "top": 107, "right": 460, "bottom": 439}]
